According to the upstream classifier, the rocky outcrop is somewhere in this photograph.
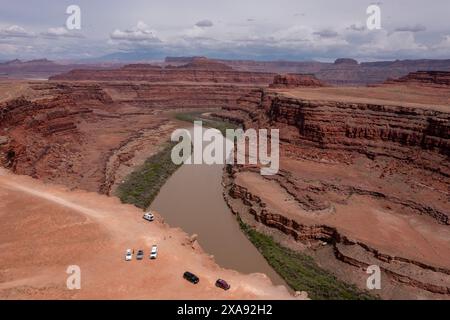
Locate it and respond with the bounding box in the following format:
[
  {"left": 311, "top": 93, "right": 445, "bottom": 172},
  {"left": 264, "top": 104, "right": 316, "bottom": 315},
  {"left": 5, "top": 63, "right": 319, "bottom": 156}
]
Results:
[
  {"left": 0, "top": 100, "right": 80, "bottom": 179},
  {"left": 0, "top": 136, "right": 8, "bottom": 145},
  {"left": 169, "top": 57, "right": 234, "bottom": 71},
  {"left": 0, "top": 82, "right": 119, "bottom": 186},
  {"left": 387, "top": 71, "right": 450, "bottom": 87},
  {"left": 0, "top": 80, "right": 258, "bottom": 192},
  {"left": 219, "top": 84, "right": 450, "bottom": 298},
  {"left": 269, "top": 74, "right": 325, "bottom": 88},
  {"left": 334, "top": 58, "right": 359, "bottom": 65},
  {"left": 101, "top": 82, "right": 256, "bottom": 109},
  {"left": 266, "top": 95, "right": 450, "bottom": 155},
  {"left": 168, "top": 57, "right": 450, "bottom": 86},
  {"left": 218, "top": 90, "right": 450, "bottom": 177},
  {"left": 50, "top": 58, "right": 276, "bottom": 84},
  {"left": 223, "top": 168, "right": 450, "bottom": 295}
]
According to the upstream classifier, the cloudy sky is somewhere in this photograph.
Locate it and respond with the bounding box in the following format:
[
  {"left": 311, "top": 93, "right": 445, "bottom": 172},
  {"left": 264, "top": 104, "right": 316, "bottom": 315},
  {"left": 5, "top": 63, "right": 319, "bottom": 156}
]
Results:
[{"left": 0, "top": 0, "right": 449, "bottom": 61}]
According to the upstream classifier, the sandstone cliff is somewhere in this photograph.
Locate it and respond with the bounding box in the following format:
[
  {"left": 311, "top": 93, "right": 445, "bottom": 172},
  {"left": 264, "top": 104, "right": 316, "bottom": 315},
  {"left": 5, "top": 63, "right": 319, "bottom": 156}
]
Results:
[
  {"left": 50, "top": 59, "right": 276, "bottom": 84},
  {"left": 166, "top": 57, "right": 450, "bottom": 86},
  {"left": 269, "top": 74, "right": 325, "bottom": 88},
  {"left": 217, "top": 85, "right": 450, "bottom": 298},
  {"left": 0, "top": 81, "right": 257, "bottom": 192},
  {"left": 387, "top": 71, "right": 450, "bottom": 87}
]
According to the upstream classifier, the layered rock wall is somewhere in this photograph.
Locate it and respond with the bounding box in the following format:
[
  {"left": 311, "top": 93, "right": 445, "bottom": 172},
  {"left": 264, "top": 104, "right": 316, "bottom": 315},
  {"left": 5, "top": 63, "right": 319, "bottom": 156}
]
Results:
[
  {"left": 218, "top": 91, "right": 450, "bottom": 177},
  {"left": 50, "top": 62, "right": 276, "bottom": 84}
]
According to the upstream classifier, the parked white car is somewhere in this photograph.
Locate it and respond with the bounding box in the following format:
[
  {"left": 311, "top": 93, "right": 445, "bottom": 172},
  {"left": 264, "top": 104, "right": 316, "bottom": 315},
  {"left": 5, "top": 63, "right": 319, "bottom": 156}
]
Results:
[
  {"left": 150, "top": 245, "right": 158, "bottom": 259},
  {"left": 125, "top": 249, "right": 133, "bottom": 261},
  {"left": 143, "top": 212, "right": 155, "bottom": 222}
]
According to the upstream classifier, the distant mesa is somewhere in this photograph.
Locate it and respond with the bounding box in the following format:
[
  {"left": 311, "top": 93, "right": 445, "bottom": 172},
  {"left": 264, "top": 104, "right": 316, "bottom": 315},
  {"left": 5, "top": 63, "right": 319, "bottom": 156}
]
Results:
[
  {"left": 0, "top": 58, "right": 109, "bottom": 80},
  {"left": 121, "top": 58, "right": 233, "bottom": 71},
  {"left": 5, "top": 55, "right": 450, "bottom": 86},
  {"left": 50, "top": 57, "right": 275, "bottom": 84},
  {"left": 334, "top": 58, "right": 359, "bottom": 65},
  {"left": 121, "top": 63, "right": 162, "bottom": 70},
  {"left": 1, "top": 59, "right": 22, "bottom": 66},
  {"left": 165, "top": 56, "right": 203, "bottom": 64},
  {"left": 269, "top": 73, "right": 325, "bottom": 88},
  {"left": 386, "top": 70, "right": 450, "bottom": 86},
  {"left": 0, "top": 58, "right": 56, "bottom": 66},
  {"left": 175, "top": 57, "right": 234, "bottom": 71}
]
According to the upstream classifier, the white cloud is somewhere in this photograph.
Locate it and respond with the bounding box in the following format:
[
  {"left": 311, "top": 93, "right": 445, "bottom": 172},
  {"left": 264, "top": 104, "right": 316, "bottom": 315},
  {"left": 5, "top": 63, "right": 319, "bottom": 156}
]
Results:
[
  {"left": 0, "top": 43, "right": 20, "bottom": 54},
  {"left": 358, "top": 30, "right": 427, "bottom": 57},
  {"left": 433, "top": 35, "right": 450, "bottom": 49},
  {"left": 110, "top": 21, "right": 160, "bottom": 42},
  {"left": 41, "top": 27, "right": 84, "bottom": 39},
  {"left": 0, "top": 25, "right": 35, "bottom": 38},
  {"left": 182, "top": 26, "right": 209, "bottom": 38},
  {"left": 1, "top": 1, "right": 449, "bottom": 61}
]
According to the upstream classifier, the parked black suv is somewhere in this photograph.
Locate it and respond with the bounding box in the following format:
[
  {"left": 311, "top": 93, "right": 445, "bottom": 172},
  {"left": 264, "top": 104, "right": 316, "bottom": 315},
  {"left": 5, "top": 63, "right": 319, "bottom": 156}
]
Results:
[
  {"left": 136, "top": 250, "right": 144, "bottom": 260},
  {"left": 183, "top": 271, "right": 199, "bottom": 284}
]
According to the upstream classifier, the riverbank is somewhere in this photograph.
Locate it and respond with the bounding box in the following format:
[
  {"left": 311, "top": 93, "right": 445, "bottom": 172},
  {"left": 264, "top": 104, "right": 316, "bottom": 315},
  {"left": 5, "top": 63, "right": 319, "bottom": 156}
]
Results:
[
  {"left": 147, "top": 111, "right": 290, "bottom": 286},
  {"left": 239, "top": 219, "right": 377, "bottom": 300},
  {"left": 223, "top": 167, "right": 379, "bottom": 300},
  {"left": 116, "top": 141, "right": 180, "bottom": 209},
  {"left": 115, "top": 109, "right": 375, "bottom": 299},
  {"left": 116, "top": 110, "right": 237, "bottom": 209},
  {"left": 0, "top": 168, "right": 300, "bottom": 300},
  {"left": 174, "top": 110, "right": 240, "bottom": 135}
]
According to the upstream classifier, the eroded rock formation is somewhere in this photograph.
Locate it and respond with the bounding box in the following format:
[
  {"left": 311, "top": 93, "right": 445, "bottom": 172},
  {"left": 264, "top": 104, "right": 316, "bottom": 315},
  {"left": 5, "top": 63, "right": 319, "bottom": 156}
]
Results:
[
  {"left": 218, "top": 84, "right": 450, "bottom": 298},
  {"left": 166, "top": 56, "right": 450, "bottom": 86},
  {"left": 269, "top": 74, "right": 325, "bottom": 88},
  {"left": 386, "top": 71, "right": 450, "bottom": 87},
  {"left": 50, "top": 58, "right": 276, "bottom": 84},
  {"left": 0, "top": 81, "right": 257, "bottom": 193}
]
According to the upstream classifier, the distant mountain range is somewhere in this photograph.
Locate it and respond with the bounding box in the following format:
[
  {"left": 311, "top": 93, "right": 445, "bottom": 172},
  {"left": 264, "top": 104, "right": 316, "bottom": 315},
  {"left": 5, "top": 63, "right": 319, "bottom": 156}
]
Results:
[
  {"left": 165, "top": 57, "right": 450, "bottom": 85},
  {"left": 2, "top": 56, "right": 450, "bottom": 85},
  {"left": 0, "top": 59, "right": 121, "bottom": 79}
]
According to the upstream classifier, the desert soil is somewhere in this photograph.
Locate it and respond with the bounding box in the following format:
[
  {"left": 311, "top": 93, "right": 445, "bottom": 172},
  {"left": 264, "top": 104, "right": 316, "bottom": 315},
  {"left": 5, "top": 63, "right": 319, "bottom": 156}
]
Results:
[{"left": 0, "top": 168, "right": 301, "bottom": 300}]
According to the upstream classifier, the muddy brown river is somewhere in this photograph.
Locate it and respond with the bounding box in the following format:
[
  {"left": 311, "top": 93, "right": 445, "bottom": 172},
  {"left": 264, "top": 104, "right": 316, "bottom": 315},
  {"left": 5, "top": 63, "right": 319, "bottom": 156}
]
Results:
[{"left": 150, "top": 127, "right": 287, "bottom": 287}]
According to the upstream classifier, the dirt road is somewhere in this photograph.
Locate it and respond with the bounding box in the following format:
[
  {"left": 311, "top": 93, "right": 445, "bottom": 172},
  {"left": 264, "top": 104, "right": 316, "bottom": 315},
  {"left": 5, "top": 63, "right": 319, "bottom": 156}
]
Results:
[{"left": 0, "top": 168, "right": 302, "bottom": 299}]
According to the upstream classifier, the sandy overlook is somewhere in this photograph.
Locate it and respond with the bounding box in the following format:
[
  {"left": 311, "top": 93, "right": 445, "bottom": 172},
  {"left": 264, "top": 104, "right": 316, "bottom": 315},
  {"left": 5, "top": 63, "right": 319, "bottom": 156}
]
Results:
[
  {"left": 272, "top": 85, "right": 450, "bottom": 112},
  {"left": 0, "top": 168, "right": 301, "bottom": 300}
]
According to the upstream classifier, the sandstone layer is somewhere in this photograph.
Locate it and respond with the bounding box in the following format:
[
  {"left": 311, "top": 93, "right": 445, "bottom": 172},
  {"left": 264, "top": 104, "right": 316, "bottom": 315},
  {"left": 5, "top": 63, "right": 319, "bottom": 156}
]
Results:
[
  {"left": 386, "top": 71, "right": 450, "bottom": 87},
  {"left": 50, "top": 58, "right": 276, "bottom": 84},
  {"left": 216, "top": 84, "right": 450, "bottom": 299},
  {"left": 1, "top": 64, "right": 449, "bottom": 299},
  {"left": 166, "top": 57, "right": 450, "bottom": 86},
  {"left": 0, "top": 78, "right": 302, "bottom": 299},
  {"left": 269, "top": 74, "right": 325, "bottom": 88},
  {"left": 0, "top": 81, "right": 256, "bottom": 194}
]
